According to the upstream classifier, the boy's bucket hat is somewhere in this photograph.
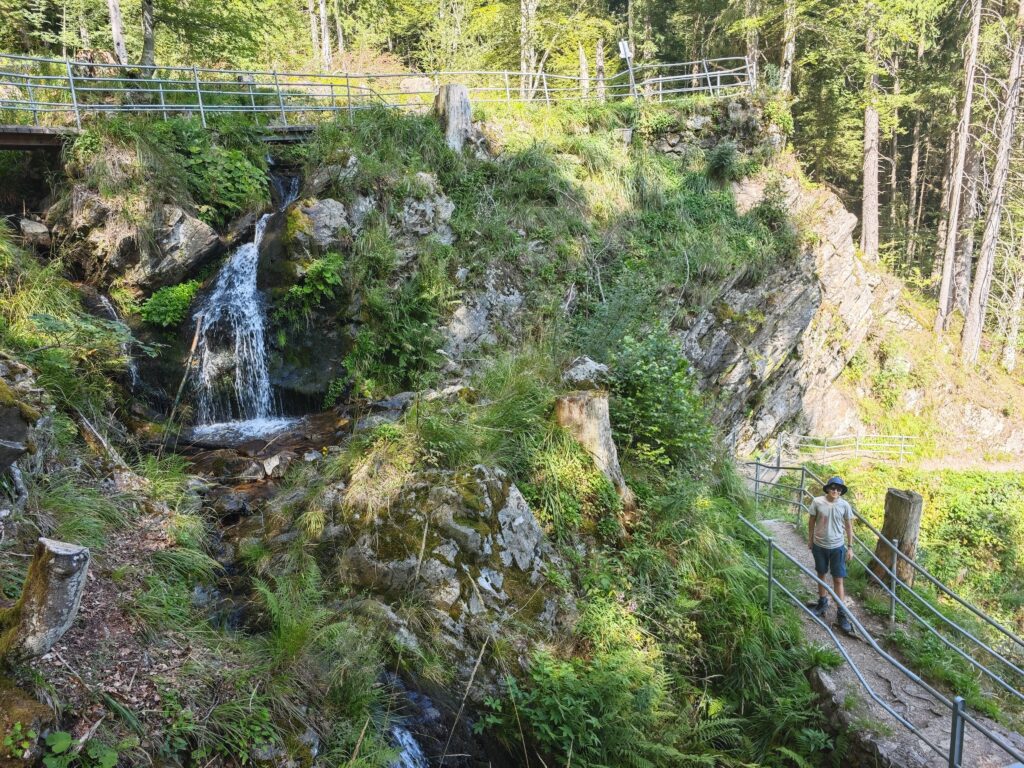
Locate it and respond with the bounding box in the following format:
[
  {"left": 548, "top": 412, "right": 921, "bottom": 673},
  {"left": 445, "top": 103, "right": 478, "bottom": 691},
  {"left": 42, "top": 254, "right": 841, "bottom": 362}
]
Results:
[{"left": 824, "top": 476, "right": 848, "bottom": 495}]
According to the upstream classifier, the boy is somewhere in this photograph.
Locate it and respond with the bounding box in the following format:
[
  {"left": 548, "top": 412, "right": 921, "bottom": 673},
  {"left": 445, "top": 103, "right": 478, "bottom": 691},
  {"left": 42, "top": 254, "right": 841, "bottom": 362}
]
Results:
[{"left": 808, "top": 475, "right": 855, "bottom": 634}]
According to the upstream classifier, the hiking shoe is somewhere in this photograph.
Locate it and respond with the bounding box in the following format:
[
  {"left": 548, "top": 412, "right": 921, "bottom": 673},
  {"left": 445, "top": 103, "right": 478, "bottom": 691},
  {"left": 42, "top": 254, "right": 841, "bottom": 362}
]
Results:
[
  {"left": 809, "top": 597, "right": 830, "bottom": 618},
  {"left": 837, "top": 609, "right": 854, "bottom": 635}
]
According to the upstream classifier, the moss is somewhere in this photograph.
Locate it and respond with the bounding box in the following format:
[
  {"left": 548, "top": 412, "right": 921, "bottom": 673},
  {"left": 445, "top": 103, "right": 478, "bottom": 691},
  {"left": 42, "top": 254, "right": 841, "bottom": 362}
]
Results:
[
  {"left": 0, "top": 675, "right": 53, "bottom": 736},
  {"left": 283, "top": 206, "right": 313, "bottom": 247},
  {"left": 0, "top": 380, "right": 40, "bottom": 425}
]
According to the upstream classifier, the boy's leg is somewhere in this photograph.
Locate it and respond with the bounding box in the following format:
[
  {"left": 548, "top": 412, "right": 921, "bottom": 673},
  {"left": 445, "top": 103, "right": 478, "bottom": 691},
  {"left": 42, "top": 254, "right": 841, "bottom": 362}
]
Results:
[{"left": 810, "top": 545, "right": 830, "bottom": 615}]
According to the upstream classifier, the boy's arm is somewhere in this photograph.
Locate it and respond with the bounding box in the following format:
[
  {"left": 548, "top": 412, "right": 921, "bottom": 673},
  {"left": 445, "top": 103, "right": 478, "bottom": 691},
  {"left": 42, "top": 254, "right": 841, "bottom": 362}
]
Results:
[{"left": 807, "top": 502, "right": 815, "bottom": 549}]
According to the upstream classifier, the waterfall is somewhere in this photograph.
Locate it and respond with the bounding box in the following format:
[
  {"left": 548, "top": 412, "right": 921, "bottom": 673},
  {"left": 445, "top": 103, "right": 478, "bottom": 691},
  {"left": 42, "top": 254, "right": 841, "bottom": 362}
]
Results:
[
  {"left": 388, "top": 725, "right": 429, "bottom": 768},
  {"left": 98, "top": 295, "right": 140, "bottom": 391},
  {"left": 190, "top": 177, "right": 298, "bottom": 435}
]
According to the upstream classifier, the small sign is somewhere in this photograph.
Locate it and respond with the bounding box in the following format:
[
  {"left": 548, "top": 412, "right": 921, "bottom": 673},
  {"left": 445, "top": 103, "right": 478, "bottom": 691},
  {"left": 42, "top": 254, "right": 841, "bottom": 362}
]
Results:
[{"left": 618, "top": 40, "right": 632, "bottom": 60}]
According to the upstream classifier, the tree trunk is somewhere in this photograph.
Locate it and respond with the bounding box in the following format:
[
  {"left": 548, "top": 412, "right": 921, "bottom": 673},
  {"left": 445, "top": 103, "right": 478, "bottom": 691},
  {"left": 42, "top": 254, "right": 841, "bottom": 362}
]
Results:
[
  {"left": 579, "top": 41, "right": 590, "bottom": 97},
  {"left": 745, "top": 0, "right": 760, "bottom": 88},
  {"left": 0, "top": 539, "right": 91, "bottom": 660},
  {"left": 140, "top": 0, "right": 155, "bottom": 70},
  {"left": 889, "top": 59, "right": 900, "bottom": 234},
  {"left": 307, "top": 0, "right": 320, "bottom": 63},
  {"left": 779, "top": 0, "right": 796, "bottom": 95},
  {"left": 930, "top": 127, "right": 956, "bottom": 282},
  {"left": 519, "top": 0, "right": 537, "bottom": 98},
  {"left": 106, "top": 0, "right": 128, "bottom": 65},
  {"left": 596, "top": 38, "right": 606, "bottom": 102},
  {"left": 318, "top": 0, "right": 331, "bottom": 65},
  {"left": 905, "top": 32, "right": 926, "bottom": 261},
  {"left": 952, "top": 149, "right": 980, "bottom": 321},
  {"left": 909, "top": 136, "right": 930, "bottom": 264},
  {"left": 869, "top": 489, "right": 923, "bottom": 587},
  {"left": 935, "top": 0, "right": 983, "bottom": 334},
  {"left": 554, "top": 392, "right": 637, "bottom": 516},
  {"left": 333, "top": 0, "right": 345, "bottom": 58},
  {"left": 961, "top": 0, "right": 1024, "bottom": 364},
  {"left": 861, "top": 26, "right": 880, "bottom": 262},
  {"left": 1003, "top": 245, "right": 1024, "bottom": 371}
]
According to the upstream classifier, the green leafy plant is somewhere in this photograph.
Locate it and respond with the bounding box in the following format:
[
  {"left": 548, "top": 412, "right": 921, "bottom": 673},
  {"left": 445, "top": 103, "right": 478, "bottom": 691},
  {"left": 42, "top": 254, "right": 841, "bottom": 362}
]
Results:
[
  {"left": 140, "top": 280, "right": 201, "bottom": 328},
  {"left": 2, "top": 722, "right": 37, "bottom": 757}
]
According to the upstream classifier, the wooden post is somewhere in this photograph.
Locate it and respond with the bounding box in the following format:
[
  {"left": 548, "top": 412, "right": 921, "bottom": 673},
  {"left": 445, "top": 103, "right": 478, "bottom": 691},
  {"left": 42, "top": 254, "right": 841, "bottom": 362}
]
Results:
[
  {"left": 434, "top": 83, "right": 476, "bottom": 152},
  {"left": 869, "top": 488, "right": 923, "bottom": 587}
]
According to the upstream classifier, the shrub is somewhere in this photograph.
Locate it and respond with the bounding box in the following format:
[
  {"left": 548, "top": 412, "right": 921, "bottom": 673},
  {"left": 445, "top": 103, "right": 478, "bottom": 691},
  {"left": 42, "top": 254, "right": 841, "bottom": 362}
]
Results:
[
  {"left": 609, "top": 329, "right": 713, "bottom": 474},
  {"left": 140, "top": 281, "right": 201, "bottom": 328},
  {"left": 706, "top": 141, "right": 747, "bottom": 182}
]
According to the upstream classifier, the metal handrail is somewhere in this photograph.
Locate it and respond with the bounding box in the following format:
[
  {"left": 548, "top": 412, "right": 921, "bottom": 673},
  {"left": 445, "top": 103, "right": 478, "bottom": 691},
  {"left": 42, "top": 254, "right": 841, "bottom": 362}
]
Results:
[
  {"left": 0, "top": 51, "right": 753, "bottom": 129},
  {"left": 800, "top": 463, "right": 1024, "bottom": 654},
  {"left": 751, "top": 462, "right": 1024, "bottom": 662},
  {"left": 739, "top": 514, "right": 1024, "bottom": 767}
]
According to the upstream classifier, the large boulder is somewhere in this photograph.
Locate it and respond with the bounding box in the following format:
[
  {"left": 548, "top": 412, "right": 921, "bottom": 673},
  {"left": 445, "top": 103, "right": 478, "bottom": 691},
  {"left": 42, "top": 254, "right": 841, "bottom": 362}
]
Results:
[
  {"left": 127, "top": 204, "right": 223, "bottom": 289},
  {"left": 290, "top": 198, "right": 351, "bottom": 255},
  {"left": 337, "top": 465, "right": 570, "bottom": 654}
]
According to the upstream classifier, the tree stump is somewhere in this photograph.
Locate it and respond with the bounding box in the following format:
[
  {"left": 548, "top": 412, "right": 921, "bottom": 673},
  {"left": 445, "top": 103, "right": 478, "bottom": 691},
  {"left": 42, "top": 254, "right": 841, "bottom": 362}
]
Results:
[
  {"left": 0, "top": 538, "right": 90, "bottom": 659},
  {"left": 434, "top": 84, "right": 476, "bottom": 152},
  {"left": 868, "top": 488, "right": 923, "bottom": 588},
  {"left": 554, "top": 391, "right": 638, "bottom": 516}
]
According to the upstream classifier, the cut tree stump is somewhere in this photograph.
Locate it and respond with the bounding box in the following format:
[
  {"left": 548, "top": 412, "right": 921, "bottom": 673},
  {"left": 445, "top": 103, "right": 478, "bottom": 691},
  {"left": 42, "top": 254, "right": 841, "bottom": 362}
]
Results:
[
  {"left": 868, "top": 488, "right": 923, "bottom": 587},
  {"left": 555, "top": 391, "right": 638, "bottom": 516},
  {"left": 434, "top": 84, "right": 479, "bottom": 153},
  {"left": 0, "top": 538, "right": 90, "bottom": 659}
]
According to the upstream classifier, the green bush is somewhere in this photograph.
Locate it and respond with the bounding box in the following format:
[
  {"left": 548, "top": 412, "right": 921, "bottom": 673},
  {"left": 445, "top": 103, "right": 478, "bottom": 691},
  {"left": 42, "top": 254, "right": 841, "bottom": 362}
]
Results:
[
  {"left": 609, "top": 328, "right": 713, "bottom": 473},
  {"left": 706, "top": 141, "right": 747, "bottom": 182},
  {"left": 140, "top": 280, "right": 201, "bottom": 328}
]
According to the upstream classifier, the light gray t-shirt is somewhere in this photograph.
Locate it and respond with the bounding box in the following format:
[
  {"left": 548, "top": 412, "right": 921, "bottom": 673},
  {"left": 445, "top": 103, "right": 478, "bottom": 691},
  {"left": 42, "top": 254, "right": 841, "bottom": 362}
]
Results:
[{"left": 809, "top": 496, "right": 854, "bottom": 549}]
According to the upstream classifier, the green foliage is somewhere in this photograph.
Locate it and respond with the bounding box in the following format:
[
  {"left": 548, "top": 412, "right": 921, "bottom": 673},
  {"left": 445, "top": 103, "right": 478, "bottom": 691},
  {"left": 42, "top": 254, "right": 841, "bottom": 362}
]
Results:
[
  {"left": 38, "top": 732, "right": 119, "bottom": 768},
  {"left": 2, "top": 722, "right": 37, "bottom": 758},
  {"left": 705, "top": 141, "right": 749, "bottom": 182},
  {"left": 609, "top": 329, "right": 713, "bottom": 475},
  {"left": 140, "top": 280, "right": 202, "bottom": 328},
  {"left": 279, "top": 252, "right": 346, "bottom": 325}
]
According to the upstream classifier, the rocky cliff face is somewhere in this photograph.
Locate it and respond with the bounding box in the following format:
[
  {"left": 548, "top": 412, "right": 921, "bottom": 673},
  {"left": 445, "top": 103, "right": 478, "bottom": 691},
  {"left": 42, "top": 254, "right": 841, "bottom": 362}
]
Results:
[{"left": 679, "top": 160, "right": 895, "bottom": 454}]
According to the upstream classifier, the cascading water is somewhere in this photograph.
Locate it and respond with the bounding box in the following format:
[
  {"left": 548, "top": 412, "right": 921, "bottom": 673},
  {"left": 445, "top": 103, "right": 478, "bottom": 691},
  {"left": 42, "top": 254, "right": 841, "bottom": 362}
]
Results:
[
  {"left": 98, "top": 295, "right": 140, "bottom": 391},
  {"left": 189, "top": 176, "right": 299, "bottom": 440},
  {"left": 388, "top": 725, "right": 429, "bottom": 768}
]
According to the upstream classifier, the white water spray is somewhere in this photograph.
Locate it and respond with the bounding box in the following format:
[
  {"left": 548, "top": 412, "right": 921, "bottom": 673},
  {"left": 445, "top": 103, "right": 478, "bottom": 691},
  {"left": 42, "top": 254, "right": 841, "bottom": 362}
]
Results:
[{"left": 98, "top": 295, "right": 140, "bottom": 391}]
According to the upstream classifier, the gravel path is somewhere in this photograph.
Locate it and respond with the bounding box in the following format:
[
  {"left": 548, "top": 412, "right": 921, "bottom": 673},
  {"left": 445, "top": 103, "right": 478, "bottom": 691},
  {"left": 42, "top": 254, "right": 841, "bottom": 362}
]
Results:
[{"left": 758, "top": 517, "right": 1024, "bottom": 768}]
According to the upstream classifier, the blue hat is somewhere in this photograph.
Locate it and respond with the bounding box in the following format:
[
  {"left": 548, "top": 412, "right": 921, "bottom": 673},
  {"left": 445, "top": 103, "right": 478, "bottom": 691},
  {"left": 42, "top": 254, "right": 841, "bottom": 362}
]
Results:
[{"left": 824, "top": 476, "right": 848, "bottom": 495}]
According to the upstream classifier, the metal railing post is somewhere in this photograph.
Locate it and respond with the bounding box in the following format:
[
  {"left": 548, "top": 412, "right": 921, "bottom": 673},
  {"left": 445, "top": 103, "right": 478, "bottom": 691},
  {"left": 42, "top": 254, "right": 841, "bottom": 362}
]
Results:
[
  {"left": 948, "top": 696, "right": 965, "bottom": 768},
  {"left": 65, "top": 59, "right": 82, "bottom": 130},
  {"left": 26, "top": 78, "right": 40, "bottom": 126},
  {"left": 247, "top": 80, "right": 256, "bottom": 112},
  {"left": 504, "top": 71, "right": 511, "bottom": 102},
  {"left": 158, "top": 79, "right": 168, "bottom": 120},
  {"left": 192, "top": 65, "right": 206, "bottom": 127},
  {"left": 767, "top": 538, "right": 775, "bottom": 614},
  {"left": 542, "top": 72, "right": 551, "bottom": 104},
  {"left": 754, "top": 463, "right": 761, "bottom": 513},
  {"left": 345, "top": 72, "right": 353, "bottom": 123},
  {"left": 330, "top": 82, "right": 336, "bottom": 112},
  {"left": 272, "top": 69, "right": 287, "bottom": 124},
  {"left": 889, "top": 538, "right": 900, "bottom": 624}
]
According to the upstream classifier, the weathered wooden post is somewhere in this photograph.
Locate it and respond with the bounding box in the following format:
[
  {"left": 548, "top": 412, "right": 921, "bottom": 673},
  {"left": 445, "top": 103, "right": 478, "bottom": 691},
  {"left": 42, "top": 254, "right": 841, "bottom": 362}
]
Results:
[
  {"left": 869, "top": 488, "right": 923, "bottom": 588},
  {"left": 434, "top": 83, "right": 476, "bottom": 152},
  {"left": 1, "top": 538, "right": 90, "bottom": 659}
]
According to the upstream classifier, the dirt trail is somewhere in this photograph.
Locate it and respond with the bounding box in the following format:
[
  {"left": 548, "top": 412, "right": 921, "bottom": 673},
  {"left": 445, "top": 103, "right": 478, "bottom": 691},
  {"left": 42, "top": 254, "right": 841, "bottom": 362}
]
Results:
[{"left": 758, "top": 517, "right": 1024, "bottom": 768}]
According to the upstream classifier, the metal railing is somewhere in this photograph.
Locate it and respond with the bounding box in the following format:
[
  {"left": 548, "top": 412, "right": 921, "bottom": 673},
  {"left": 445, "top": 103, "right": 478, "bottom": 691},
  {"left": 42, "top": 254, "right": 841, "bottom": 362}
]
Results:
[
  {"left": 0, "top": 52, "right": 752, "bottom": 129},
  {"left": 748, "top": 459, "right": 1024, "bottom": 707},
  {"left": 787, "top": 432, "right": 918, "bottom": 462},
  {"left": 739, "top": 514, "right": 1024, "bottom": 768}
]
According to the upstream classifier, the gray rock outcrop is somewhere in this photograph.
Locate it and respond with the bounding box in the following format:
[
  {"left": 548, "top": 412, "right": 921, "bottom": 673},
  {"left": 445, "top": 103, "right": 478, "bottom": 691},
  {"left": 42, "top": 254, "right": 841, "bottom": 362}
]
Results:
[
  {"left": 128, "top": 204, "right": 223, "bottom": 288},
  {"left": 292, "top": 198, "right": 351, "bottom": 254},
  {"left": 679, "top": 161, "right": 894, "bottom": 454}
]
